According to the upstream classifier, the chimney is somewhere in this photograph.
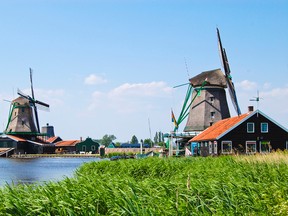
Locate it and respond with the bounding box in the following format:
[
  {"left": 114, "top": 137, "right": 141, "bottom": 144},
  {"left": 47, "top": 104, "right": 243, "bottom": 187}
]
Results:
[{"left": 248, "top": 106, "right": 254, "bottom": 112}]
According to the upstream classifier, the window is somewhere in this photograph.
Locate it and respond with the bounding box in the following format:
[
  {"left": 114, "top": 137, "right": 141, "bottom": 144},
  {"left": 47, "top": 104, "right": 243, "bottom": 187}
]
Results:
[
  {"left": 91, "top": 145, "right": 95, "bottom": 151},
  {"left": 246, "top": 141, "right": 257, "bottom": 154},
  {"left": 209, "top": 142, "right": 212, "bottom": 154},
  {"left": 210, "top": 97, "right": 215, "bottom": 103},
  {"left": 247, "top": 123, "right": 255, "bottom": 133},
  {"left": 260, "top": 141, "right": 271, "bottom": 153},
  {"left": 261, "top": 123, "right": 268, "bottom": 133},
  {"left": 214, "top": 141, "right": 217, "bottom": 154},
  {"left": 221, "top": 141, "right": 232, "bottom": 154},
  {"left": 211, "top": 111, "right": 215, "bottom": 118},
  {"left": 210, "top": 122, "right": 213, "bottom": 126},
  {"left": 286, "top": 141, "right": 288, "bottom": 150},
  {"left": 82, "top": 145, "right": 86, "bottom": 152}
]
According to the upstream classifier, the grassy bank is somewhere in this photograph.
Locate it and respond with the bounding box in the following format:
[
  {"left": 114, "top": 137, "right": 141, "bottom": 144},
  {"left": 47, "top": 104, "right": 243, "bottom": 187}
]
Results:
[{"left": 1, "top": 152, "right": 288, "bottom": 215}]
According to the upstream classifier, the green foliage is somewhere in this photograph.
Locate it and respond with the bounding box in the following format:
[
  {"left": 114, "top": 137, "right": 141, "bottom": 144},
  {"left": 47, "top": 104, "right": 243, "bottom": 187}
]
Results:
[
  {"left": 154, "top": 131, "right": 164, "bottom": 144},
  {"left": 2, "top": 154, "right": 288, "bottom": 215},
  {"left": 130, "top": 135, "right": 138, "bottom": 144},
  {"left": 143, "top": 138, "right": 153, "bottom": 147},
  {"left": 100, "top": 134, "right": 116, "bottom": 147}
]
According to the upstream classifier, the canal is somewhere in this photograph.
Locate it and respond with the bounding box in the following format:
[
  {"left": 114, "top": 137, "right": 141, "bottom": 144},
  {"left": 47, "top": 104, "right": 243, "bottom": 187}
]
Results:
[{"left": 0, "top": 157, "right": 103, "bottom": 187}]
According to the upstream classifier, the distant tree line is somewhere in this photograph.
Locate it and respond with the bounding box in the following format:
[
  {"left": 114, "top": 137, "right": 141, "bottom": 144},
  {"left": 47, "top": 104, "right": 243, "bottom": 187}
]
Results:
[{"left": 99, "top": 131, "right": 166, "bottom": 148}]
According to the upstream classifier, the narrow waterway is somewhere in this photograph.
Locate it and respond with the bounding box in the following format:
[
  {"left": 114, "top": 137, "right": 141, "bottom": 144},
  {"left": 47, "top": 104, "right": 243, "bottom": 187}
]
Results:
[{"left": 0, "top": 157, "right": 103, "bottom": 187}]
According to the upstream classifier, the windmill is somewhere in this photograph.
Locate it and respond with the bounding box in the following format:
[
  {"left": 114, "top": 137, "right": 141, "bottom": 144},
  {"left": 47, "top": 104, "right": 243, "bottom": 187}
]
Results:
[
  {"left": 174, "top": 28, "right": 241, "bottom": 132},
  {"left": 5, "top": 68, "right": 49, "bottom": 135}
]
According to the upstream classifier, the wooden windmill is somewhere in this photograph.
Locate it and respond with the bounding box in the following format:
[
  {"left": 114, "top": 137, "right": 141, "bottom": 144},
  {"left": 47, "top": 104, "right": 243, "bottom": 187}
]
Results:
[
  {"left": 5, "top": 69, "right": 50, "bottom": 136},
  {"left": 174, "top": 29, "right": 241, "bottom": 132}
]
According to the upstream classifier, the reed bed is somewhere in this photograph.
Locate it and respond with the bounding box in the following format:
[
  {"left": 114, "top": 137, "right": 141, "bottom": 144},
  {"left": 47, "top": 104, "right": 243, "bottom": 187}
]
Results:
[{"left": 1, "top": 153, "right": 288, "bottom": 215}]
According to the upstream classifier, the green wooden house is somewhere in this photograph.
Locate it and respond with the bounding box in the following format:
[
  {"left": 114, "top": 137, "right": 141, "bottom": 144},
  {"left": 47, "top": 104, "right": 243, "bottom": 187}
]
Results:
[{"left": 76, "top": 137, "right": 100, "bottom": 154}]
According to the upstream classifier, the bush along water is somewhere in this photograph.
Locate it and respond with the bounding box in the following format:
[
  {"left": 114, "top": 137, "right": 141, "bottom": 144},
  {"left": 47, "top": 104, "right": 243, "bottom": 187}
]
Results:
[{"left": 1, "top": 153, "right": 288, "bottom": 215}]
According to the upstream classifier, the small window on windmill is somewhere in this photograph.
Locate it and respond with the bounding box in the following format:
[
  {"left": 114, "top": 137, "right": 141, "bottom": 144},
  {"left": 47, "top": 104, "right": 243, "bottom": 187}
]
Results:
[
  {"left": 21, "top": 120, "right": 25, "bottom": 125},
  {"left": 210, "top": 96, "right": 215, "bottom": 103},
  {"left": 210, "top": 122, "right": 213, "bottom": 126},
  {"left": 21, "top": 107, "right": 25, "bottom": 113},
  {"left": 211, "top": 111, "right": 215, "bottom": 119}
]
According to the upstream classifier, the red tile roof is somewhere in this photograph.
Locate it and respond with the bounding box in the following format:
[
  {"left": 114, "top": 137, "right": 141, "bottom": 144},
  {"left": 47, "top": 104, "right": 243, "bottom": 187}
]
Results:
[
  {"left": 190, "top": 113, "right": 250, "bottom": 142},
  {"left": 55, "top": 140, "right": 80, "bottom": 147},
  {"left": 47, "top": 136, "right": 61, "bottom": 143},
  {"left": 7, "top": 135, "right": 27, "bottom": 142}
]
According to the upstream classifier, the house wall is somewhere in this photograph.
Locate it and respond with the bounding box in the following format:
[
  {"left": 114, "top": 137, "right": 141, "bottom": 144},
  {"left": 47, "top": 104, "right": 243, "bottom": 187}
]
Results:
[
  {"left": 218, "top": 113, "right": 288, "bottom": 154},
  {"left": 76, "top": 138, "right": 100, "bottom": 153}
]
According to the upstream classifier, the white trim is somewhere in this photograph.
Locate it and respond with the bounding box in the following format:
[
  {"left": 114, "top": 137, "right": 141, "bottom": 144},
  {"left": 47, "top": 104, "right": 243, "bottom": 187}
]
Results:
[
  {"left": 261, "top": 122, "right": 268, "bottom": 133},
  {"left": 217, "top": 110, "right": 288, "bottom": 140},
  {"left": 246, "top": 141, "right": 257, "bottom": 154},
  {"left": 221, "top": 141, "right": 232, "bottom": 154},
  {"left": 247, "top": 122, "right": 255, "bottom": 133},
  {"left": 209, "top": 141, "right": 212, "bottom": 154},
  {"left": 214, "top": 141, "right": 217, "bottom": 154},
  {"left": 286, "top": 141, "right": 288, "bottom": 150}
]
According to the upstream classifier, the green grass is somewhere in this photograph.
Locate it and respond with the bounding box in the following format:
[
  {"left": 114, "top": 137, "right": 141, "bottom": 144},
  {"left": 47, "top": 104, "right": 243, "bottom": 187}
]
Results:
[{"left": 1, "top": 153, "right": 288, "bottom": 215}]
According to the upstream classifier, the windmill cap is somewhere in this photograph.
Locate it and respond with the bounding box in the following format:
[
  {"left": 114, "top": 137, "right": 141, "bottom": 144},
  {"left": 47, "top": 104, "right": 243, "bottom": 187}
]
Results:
[{"left": 189, "top": 68, "right": 227, "bottom": 88}]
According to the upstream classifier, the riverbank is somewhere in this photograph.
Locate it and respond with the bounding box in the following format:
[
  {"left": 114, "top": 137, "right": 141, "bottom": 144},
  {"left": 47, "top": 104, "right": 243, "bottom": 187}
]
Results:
[
  {"left": 11, "top": 153, "right": 100, "bottom": 158},
  {"left": 1, "top": 152, "right": 288, "bottom": 215}
]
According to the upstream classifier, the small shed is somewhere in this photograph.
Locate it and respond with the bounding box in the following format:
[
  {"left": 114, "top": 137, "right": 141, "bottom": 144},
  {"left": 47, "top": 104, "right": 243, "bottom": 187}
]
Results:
[{"left": 76, "top": 137, "right": 100, "bottom": 154}]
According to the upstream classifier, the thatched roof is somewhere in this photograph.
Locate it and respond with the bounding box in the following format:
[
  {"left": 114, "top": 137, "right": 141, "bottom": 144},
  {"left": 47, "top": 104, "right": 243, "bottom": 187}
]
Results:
[{"left": 189, "top": 69, "right": 227, "bottom": 88}]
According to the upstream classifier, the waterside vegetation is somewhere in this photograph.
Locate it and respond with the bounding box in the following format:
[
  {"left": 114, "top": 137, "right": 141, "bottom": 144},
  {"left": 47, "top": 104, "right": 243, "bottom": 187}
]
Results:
[{"left": 1, "top": 151, "right": 288, "bottom": 215}]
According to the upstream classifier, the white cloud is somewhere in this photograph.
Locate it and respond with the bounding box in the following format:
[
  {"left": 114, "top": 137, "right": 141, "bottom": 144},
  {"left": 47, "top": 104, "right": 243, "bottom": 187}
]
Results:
[
  {"left": 88, "top": 81, "right": 173, "bottom": 113},
  {"left": 109, "top": 81, "right": 173, "bottom": 97},
  {"left": 236, "top": 80, "right": 257, "bottom": 91},
  {"left": 84, "top": 74, "right": 107, "bottom": 85}
]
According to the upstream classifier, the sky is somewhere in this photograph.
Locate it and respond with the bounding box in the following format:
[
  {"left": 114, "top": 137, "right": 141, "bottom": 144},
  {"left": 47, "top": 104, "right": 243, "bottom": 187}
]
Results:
[{"left": 0, "top": 0, "right": 287, "bottom": 142}]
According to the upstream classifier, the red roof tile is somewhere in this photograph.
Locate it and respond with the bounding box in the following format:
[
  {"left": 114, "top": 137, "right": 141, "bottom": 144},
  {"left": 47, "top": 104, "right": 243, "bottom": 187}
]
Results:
[
  {"left": 190, "top": 113, "right": 250, "bottom": 142},
  {"left": 55, "top": 140, "right": 80, "bottom": 147},
  {"left": 47, "top": 136, "right": 61, "bottom": 143},
  {"left": 7, "top": 135, "right": 27, "bottom": 142}
]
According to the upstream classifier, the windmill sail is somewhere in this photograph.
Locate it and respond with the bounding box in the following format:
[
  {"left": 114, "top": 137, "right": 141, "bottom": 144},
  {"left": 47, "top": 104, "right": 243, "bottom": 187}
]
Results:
[{"left": 217, "top": 28, "right": 241, "bottom": 115}]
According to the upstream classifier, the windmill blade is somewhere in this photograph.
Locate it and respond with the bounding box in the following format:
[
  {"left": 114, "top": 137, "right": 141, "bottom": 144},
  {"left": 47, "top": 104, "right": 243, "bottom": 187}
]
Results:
[
  {"left": 17, "top": 88, "right": 31, "bottom": 100},
  {"left": 32, "top": 104, "right": 40, "bottom": 133},
  {"left": 217, "top": 28, "right": 241, "bottom": 115},
  {"left": 35, "top": 100, "right": 50, "bottom": 112},
  {"left": 30, "top": 68, "right": 35, "bottom": 100}
]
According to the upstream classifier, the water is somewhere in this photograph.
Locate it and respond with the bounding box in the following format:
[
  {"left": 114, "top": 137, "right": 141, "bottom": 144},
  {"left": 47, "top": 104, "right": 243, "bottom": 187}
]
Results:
[{"left": 0, "top": 157, "right": 103, "bottom": 187}]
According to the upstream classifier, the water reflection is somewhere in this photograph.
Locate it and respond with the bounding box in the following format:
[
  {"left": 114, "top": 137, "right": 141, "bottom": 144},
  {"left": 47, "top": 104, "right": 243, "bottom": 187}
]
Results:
[{"left": 0, "top": 157, "right": 102, "bottom": 186}]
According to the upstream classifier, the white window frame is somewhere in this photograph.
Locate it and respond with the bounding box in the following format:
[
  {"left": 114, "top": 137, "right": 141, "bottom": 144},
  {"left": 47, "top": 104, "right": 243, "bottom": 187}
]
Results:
[
  {"left": 209, "top": 141, "right": 212, "bottom": 154},
  {"left": 221, "top": 141, "right": 232, "bottom": 154},
  {"left": 91, "top": 145, "right": 95, "bottom": 151},
  {"left": 261, "top": 123, "right": 269, "bottom": 133},
  {"left": 246, "top": 141, "right": 257, "bottom": 154},
  {"left": 260, "top": 141, "right": 271, "bottom": 153},
  {"left": 214, "top": 141, "right": 217, "bottom": 155},
  {"left": 247, "top": 122, "right": 255, "bottom": 133}
]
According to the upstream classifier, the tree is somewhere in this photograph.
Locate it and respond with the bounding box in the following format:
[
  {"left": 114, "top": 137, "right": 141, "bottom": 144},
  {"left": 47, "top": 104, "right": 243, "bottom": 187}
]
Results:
[
  {"left": 130, "top": 135, "right": 139, "bottom": 144},
  {"left": 100, "top": 134, "right": 116, "bottom": 147},
  {"left": 144, "top": 138, "right": 153, "bottom": 147}
]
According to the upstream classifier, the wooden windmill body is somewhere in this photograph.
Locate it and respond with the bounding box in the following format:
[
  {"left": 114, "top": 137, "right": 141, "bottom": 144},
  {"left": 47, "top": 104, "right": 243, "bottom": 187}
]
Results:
[
  {"left": 5, "top": 97, "right": 38, "bottom": 134},
  {"left": 184, "top": 69, "right": 231, "bottom": 132}
]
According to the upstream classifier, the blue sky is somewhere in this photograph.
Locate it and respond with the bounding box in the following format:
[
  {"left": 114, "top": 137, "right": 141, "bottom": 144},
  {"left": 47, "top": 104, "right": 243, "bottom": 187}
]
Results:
[{"left": 0, "top": 0, "right": 287, "bottom": 142}]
